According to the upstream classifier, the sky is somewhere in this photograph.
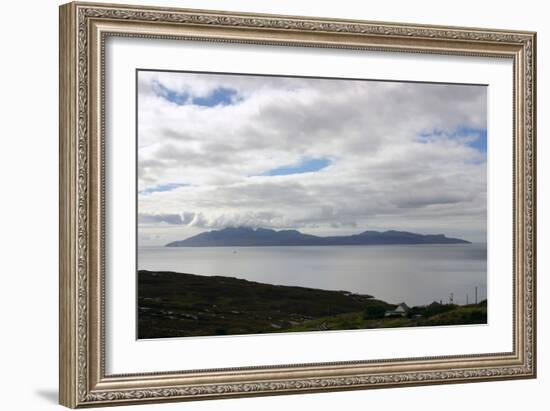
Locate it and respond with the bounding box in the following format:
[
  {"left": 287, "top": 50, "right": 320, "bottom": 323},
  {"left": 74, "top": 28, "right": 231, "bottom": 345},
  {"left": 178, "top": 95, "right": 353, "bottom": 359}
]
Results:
[{"left": 137, "top": 70, "right": 487, "bottom": 246}]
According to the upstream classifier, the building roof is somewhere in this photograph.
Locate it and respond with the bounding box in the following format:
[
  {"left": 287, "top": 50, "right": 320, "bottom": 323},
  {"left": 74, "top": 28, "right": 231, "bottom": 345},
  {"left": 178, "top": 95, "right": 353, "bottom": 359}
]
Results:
[{"left": 395, "top": 303, "right": 410, "bottom": 312}]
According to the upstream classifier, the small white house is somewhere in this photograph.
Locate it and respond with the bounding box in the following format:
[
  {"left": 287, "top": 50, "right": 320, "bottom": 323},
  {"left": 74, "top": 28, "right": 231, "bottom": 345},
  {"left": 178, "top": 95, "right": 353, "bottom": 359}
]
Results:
[{"left": 385, "top": 303, "right": 410, "bottom": 317}]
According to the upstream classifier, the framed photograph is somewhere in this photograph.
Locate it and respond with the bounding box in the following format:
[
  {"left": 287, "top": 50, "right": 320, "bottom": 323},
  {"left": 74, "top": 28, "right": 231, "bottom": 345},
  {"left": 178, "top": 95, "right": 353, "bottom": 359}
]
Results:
[{"left": 59, "top": 1, "right": 537, "bottom": 408}]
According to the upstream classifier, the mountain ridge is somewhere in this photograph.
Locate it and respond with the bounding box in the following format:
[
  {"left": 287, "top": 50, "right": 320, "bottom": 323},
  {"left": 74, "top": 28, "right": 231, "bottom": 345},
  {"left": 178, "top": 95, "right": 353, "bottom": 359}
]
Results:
[{"left": 165, "top": 227, "right": 470, "bottom": 247}]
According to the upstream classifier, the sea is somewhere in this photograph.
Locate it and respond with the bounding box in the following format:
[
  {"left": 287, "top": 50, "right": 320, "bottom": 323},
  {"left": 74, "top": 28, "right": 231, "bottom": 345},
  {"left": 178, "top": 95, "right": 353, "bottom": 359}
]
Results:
[{"left": 138, "top": 243, "right": 487, "bottom": 307}]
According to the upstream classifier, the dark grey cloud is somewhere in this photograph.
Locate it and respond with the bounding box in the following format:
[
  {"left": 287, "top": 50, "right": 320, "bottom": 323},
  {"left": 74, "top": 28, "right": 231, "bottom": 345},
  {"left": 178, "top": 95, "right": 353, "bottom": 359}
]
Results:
[{"left": 138, "top": 212, "right": 195, "bottom": 225}]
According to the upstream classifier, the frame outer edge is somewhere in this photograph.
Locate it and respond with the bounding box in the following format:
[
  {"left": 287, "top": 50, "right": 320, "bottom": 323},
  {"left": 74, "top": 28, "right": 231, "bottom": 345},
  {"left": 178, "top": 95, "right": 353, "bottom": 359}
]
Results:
[
  {"left": 59, "top": 1, "right": 537, "bottom": 407},
  {"left": 530, "top": 32, "right": 537, "bottom": 378},
  {"left": 60, "top": 2, "right": 79, "bottom": 409}
]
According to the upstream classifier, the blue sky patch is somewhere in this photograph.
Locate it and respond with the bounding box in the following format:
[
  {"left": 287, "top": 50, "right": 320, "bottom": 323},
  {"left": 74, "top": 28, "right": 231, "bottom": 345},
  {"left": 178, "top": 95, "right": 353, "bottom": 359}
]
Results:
[
  {"left": 263, "top": 158, "right": 331, "bottom": 176},
  {"left": 418, "top": 126, "right": 487, "bottom": 153},
  {"left": 153, "top": 81, "right": 189, "bottom": 105},
  {"left": 193, "top": 88, "right": 238, "bottom": 107},
  {"left": 153, "top": 81, "right": 239, "bottom": 107},
  {"left": 455, "top": 127, "right": 487, "bottom": 153},
  {"left": 139, "top": 183, "right": 189, "bottom": 195}
]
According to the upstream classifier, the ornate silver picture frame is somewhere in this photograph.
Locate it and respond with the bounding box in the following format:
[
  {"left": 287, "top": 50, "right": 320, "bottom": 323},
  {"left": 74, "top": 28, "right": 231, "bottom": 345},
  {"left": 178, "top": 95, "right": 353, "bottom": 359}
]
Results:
[{"left": 59, "top": 2, "right": 536, "bottom": 408}]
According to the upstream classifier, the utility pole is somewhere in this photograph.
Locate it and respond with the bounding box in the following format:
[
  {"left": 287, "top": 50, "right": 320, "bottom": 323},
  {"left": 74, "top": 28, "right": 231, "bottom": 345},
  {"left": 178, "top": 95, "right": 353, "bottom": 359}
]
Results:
[
  {"left": 449, "top": 293, "right": 454, "bottom": 305},
  {"left": 475, "top": 286, "right": 478, "bottom": 304}
]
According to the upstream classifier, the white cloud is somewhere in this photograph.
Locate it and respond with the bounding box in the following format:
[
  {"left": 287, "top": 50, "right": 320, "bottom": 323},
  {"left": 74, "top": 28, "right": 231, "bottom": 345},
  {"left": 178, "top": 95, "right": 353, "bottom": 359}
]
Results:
[{"left": 137, "top": 71, "right": 487, "bottom": 245}]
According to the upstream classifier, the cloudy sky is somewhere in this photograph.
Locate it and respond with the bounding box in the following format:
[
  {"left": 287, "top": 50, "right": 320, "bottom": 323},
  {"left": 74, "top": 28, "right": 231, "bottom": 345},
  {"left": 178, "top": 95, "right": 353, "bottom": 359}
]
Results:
[{"left": 137, "top": 70, "right": 487, "bottom": 246}]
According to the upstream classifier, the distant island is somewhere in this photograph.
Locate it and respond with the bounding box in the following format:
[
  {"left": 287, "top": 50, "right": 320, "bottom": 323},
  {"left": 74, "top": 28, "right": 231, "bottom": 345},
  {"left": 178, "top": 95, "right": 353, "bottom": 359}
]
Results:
[{"left": 165, "top": 227, "right": 470, "bottom": 247}]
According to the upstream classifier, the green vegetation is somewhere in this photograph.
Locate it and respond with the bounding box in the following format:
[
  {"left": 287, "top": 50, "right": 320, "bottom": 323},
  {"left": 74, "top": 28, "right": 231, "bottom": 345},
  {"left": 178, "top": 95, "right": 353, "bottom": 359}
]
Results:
[
  {"left": 284, "top": 303, "right": 487, "bottom": 332},
  {"left": 363, "top": 305, "right": 387, "bottom": 320},
  {"left": 138, "top": 270, "right": 487, "bottom": 339}
]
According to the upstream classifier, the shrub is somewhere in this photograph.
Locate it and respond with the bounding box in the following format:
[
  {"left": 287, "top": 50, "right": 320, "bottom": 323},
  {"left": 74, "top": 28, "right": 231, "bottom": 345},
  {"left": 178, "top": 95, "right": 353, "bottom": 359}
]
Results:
[
  {"left": 363, "top": 305, "right": 386, "bottom": 320},
  {"left": 423, "top": 302, "right": 457, "bottom": 318}
]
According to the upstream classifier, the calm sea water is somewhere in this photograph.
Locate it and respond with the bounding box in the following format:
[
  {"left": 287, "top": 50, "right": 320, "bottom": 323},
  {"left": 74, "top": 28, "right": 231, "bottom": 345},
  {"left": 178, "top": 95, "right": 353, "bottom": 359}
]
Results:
[{"left": 138, "top": 244, "right": 487, "bottom": 307}]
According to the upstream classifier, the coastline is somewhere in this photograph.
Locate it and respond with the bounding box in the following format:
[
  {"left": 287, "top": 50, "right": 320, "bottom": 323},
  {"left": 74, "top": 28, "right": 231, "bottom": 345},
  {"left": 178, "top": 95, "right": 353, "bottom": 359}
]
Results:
[{"left": 138, "top": 270, "right": 487, "bottom": 339}]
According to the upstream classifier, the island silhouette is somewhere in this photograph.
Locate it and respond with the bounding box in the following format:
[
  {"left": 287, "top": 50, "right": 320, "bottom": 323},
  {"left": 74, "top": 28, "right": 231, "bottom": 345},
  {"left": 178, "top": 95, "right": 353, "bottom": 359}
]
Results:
[{"left": 165, "top": 227, "right": 470, "bottom": 247}]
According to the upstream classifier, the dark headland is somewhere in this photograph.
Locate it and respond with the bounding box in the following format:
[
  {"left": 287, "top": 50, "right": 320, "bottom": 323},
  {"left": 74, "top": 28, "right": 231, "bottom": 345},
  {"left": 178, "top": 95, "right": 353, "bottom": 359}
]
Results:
[
  {"left": 138, "top": 270, "right": 487, "bottom": 339},
  {"left": 165, "top": 227, "right": 470, "bottom": 247}
]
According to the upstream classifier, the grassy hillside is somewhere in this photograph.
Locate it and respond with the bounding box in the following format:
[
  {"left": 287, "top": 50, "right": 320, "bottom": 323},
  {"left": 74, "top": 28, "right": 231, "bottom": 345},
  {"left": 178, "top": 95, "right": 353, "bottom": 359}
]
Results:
[{"left": 138, "top": 270, "right": 486, "bottom": 339}]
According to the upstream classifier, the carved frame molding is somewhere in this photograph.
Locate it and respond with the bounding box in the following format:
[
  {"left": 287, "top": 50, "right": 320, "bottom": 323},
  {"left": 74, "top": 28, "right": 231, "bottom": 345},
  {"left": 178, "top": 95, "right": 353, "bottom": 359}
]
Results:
[{"left": 59, "top": 2, "right": 536, "bottom": 408}]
